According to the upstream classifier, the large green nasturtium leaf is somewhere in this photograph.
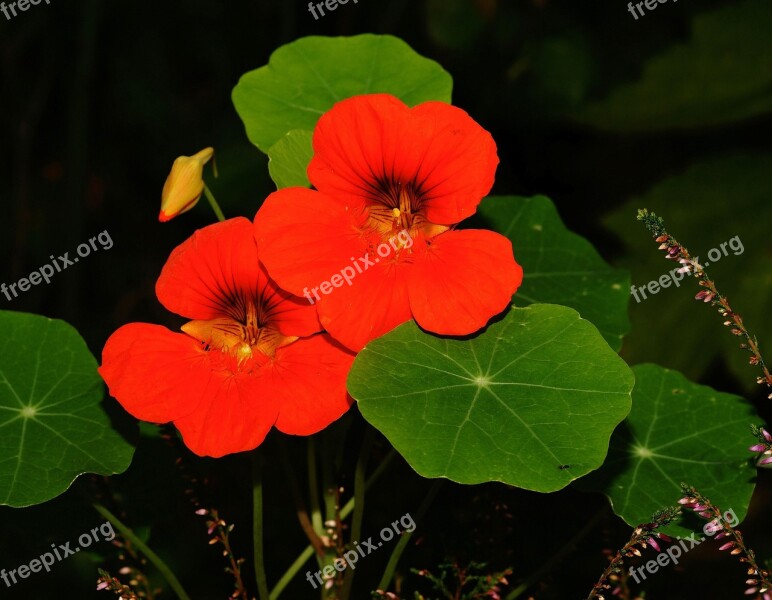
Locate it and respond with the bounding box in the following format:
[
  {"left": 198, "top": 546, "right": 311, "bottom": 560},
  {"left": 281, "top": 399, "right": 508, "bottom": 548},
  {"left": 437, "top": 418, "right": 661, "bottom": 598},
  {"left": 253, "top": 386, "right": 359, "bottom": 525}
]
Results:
[
  {"left": 348, "top": 304, "right": 634, "bottom": 492},
  {"left": 575, "top": 0, "right": 772, "bottom": 132},
  {"left": 578, "top": 364, "right": 757, "bottom": 537},
  {"left": 604, "top": 154, "right": 772, "bottom": 391},
  {"left": 468, "top": 195, "right": 630, "bottom": 351},
  {"left": 233, "top": 34, "right": 453, "bottom": 188},
  {"left": 0, "top": 311, "right": 135, "bottom": 507},
  {"left": 267, "top": 129, "right": 314, "bottom": 189}
]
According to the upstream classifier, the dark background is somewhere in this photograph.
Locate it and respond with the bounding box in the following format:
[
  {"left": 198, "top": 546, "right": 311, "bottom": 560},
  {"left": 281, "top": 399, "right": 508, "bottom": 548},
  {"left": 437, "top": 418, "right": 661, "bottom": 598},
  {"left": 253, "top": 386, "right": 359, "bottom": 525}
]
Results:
[{"left": 1, "top": 0, "right": 770, "bottom": 598}]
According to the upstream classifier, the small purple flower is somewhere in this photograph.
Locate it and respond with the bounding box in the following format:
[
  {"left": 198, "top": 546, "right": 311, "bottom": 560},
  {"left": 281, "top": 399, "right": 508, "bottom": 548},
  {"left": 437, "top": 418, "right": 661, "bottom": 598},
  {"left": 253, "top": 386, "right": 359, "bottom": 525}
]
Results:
[{"left": 719, "top": 542, "right": 735, "bottom": 551}]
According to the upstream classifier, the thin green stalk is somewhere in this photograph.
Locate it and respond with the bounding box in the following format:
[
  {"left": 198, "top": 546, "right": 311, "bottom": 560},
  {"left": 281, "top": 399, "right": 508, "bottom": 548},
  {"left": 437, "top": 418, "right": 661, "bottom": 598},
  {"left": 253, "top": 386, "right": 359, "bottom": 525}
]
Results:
[
  {"left": 279, "top": 437, "right": 325, "bottom": 556},
  {"left": 320, "top": 435, "right": 339, "bottom": 599},
  {"left": 269, "top": 545, "right": 315, "bottom": 599},
  {"left": 308, "top": 438, "right": 324, "bottom": 536},
  {"left": 377, "top": 480, "right": 442, "bottom": 592},
  {"left": 341, "top": 448, "right": 396, "bottom": 521},
  {"left": 252, "top": 450, "right": 271, "bottom": 600},
  {"left": 321, "top": 436, "right": 337, "bottom": 524},
  {"left": 269, "top": 449, "right": 397, "bottom": 599},
  {"left": 203, "top": 182, "right": 225, "bottom": 222},
  {"left": 341, "top": 428, "right": 374, "bottom": 599},
  {"left": 92, "top": 503, "right": 192, "bottom": 600}
]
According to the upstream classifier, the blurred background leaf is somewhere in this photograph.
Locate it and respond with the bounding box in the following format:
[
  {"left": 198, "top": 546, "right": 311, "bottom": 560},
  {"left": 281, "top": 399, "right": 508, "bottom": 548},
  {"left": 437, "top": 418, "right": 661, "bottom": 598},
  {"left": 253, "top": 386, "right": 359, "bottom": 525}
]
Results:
[
  {"left": 575, "top": 0, "right": 772, "bottom": 132},
  {"left": 603, "top": 154, "right": 772, "bottom": 391}
]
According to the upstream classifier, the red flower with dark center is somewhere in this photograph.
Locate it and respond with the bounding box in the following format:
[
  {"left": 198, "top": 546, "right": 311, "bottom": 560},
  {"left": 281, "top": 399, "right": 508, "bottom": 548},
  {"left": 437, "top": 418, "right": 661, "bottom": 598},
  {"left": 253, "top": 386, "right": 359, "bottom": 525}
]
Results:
[
  {"left": 99, "top": 218, "right": 354, "bottom": 457},
  {"left": 254, "top": 94, "right": 523, "bottom": 351}
]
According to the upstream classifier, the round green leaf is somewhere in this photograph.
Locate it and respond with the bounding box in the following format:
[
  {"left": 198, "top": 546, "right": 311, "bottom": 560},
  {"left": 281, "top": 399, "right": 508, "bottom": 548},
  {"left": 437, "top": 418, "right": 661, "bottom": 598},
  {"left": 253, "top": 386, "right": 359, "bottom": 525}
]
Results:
[
  {"left": 348, "top": 304, "right": 634, "bottom": 492},
  {"left": 0, "top": 311, "right": 135, "bottom": 507},
  {"left": 267, "top": 129, "right": 314, "bottom": 189},
  {"left": 232, "top": 34, "right": 453, "bottom": 153},
  {"left": 471, "top": 195, "right": 630, "bottom": 351},
  {"left": 576, "top": 0, "right": 772, "bottom": 131},
  {"left": 578, "top": 364, "right": 757, "bottom": 536}
]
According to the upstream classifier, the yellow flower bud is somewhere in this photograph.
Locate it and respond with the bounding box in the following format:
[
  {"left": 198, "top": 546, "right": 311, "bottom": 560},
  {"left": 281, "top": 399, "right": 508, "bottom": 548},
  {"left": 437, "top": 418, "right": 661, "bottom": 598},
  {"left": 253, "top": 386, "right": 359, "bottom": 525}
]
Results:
[{"left": 159, "top": 147, "right": 214, "bottom": 222}]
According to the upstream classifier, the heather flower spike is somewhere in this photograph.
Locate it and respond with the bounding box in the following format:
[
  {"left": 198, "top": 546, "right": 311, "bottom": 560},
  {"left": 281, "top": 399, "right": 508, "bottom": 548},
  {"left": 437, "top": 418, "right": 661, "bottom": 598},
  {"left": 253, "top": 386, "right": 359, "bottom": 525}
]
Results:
[
  {"left": 679, "top": 483, "right": 772, "bottom": 597},
  {"left": 637, "top": 209, "right": 772, "bottom": 398},
  {"left": 585, "top": 506, "right": 680, "bottom": 599},
  {"left": 159, "top": 147, "right": 215, "bottom": 222}
]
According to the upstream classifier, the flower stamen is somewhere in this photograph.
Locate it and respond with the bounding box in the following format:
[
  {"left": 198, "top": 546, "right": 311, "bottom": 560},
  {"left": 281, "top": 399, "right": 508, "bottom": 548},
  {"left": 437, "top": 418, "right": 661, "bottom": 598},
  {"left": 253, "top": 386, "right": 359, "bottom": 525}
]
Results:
[{"left": 181, "top": 298, "right": 296, "bottom": 366}]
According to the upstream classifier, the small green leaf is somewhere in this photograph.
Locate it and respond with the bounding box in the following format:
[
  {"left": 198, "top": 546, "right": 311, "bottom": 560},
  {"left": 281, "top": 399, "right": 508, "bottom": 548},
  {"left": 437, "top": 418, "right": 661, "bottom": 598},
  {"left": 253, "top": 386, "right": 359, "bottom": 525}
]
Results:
[
  {"left": 267, "top": 129, "right": 314, "bottom": 189},
  {"left": 578, "top": 364, "right": 757, "bottom": 536},
  {"left": 348, "top": 304, "right": 634, "bottom": 492},
  {"left": 232, "top": 34, "right": 453, "bottom": 153},
  {"left": 0, "top": 311, "right": 135, "bottom": 507},
  {"left": 471, "top": 195, "right": 630, "bottom": 351},
  {"left": 576, "top": 0, "right": 772, "bottom": 131}
]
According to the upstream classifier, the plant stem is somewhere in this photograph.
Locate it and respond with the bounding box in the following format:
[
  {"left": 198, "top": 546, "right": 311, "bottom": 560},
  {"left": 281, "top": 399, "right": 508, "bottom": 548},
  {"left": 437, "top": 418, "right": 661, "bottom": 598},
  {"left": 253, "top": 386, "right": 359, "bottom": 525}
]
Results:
[
  {"left": 279, "top": 437, "right": 326, "bottom": 556},
  {"left": 308, "top": 437, "right": 324, "bottom": 538},
  {"left": 377, "top": 479, "right": 443, "bottom": 593},
  {"left": 92, "top": 503, "right": 192, "bottom": 600},
  {"left": 203, "top": 182, "right": 225, "bottom": 222},
  {"left": 252, "top": 450, "right": 271, "bottom": 600},
  {"left": 341, "top": 449, "right": 396, "bottom": 521},
  {"left": 269, "top": 449, "right": 397, "bottom": 599},
  {"left": 341, "top": 428, "right": 375, "bottom": 599},
  {"left": 320, "top": 434, "right": 339, "bottom": 599},
  {"left": 269, "top": 546, "right": 315, "bottom": 599}
]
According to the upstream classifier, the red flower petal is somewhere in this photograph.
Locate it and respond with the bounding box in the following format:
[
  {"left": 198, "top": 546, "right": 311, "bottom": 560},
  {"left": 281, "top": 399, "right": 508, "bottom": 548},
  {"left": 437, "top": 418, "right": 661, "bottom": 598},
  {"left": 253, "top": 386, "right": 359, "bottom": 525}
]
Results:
[
  {"left": 308, "top": 94, "right": 498, "bottom": 225},
  {"left": 173, "top": 368, "right": 281, "bottom": 458},
  {"left": 410, "top": 101, "right": 498, "bottom": 225},
  {"left": 254, "top": 187, "right": 369, "bottom": 297},
  {"left": 157, "top": 217, "right": 320, "bottom": 337},
  {"left": 99, "top": 323, "right": 211, "bottom": 423},
  {"left": 316, "top": 258, "right": 412, "bottom": 352},
  {"left": 408, "top": 229, "right": 522, "bottom": 335},
  {"left": 266, "top": 334, "right": 355, "bottom": 435}
]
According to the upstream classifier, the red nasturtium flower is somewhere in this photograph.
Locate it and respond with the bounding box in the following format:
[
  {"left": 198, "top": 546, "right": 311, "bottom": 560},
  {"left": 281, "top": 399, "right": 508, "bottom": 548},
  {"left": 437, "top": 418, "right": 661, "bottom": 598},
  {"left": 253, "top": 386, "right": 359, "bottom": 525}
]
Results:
[
  {"left": 254, "top": 94, "right": 523, "bottom": 351},
  {"left": 99, "top": 218, "right": 354, "bottom": 457}
]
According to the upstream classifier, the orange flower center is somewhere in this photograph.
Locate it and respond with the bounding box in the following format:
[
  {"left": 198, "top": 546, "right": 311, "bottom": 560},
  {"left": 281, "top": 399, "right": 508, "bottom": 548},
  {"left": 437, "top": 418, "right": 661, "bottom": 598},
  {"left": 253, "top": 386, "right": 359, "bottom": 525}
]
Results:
[
  {"left": 365, "top": 182, "right": 449, "bottom": 245},
  {"left": 181, "top": 297, "right": 296, "bottom": 366}
]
